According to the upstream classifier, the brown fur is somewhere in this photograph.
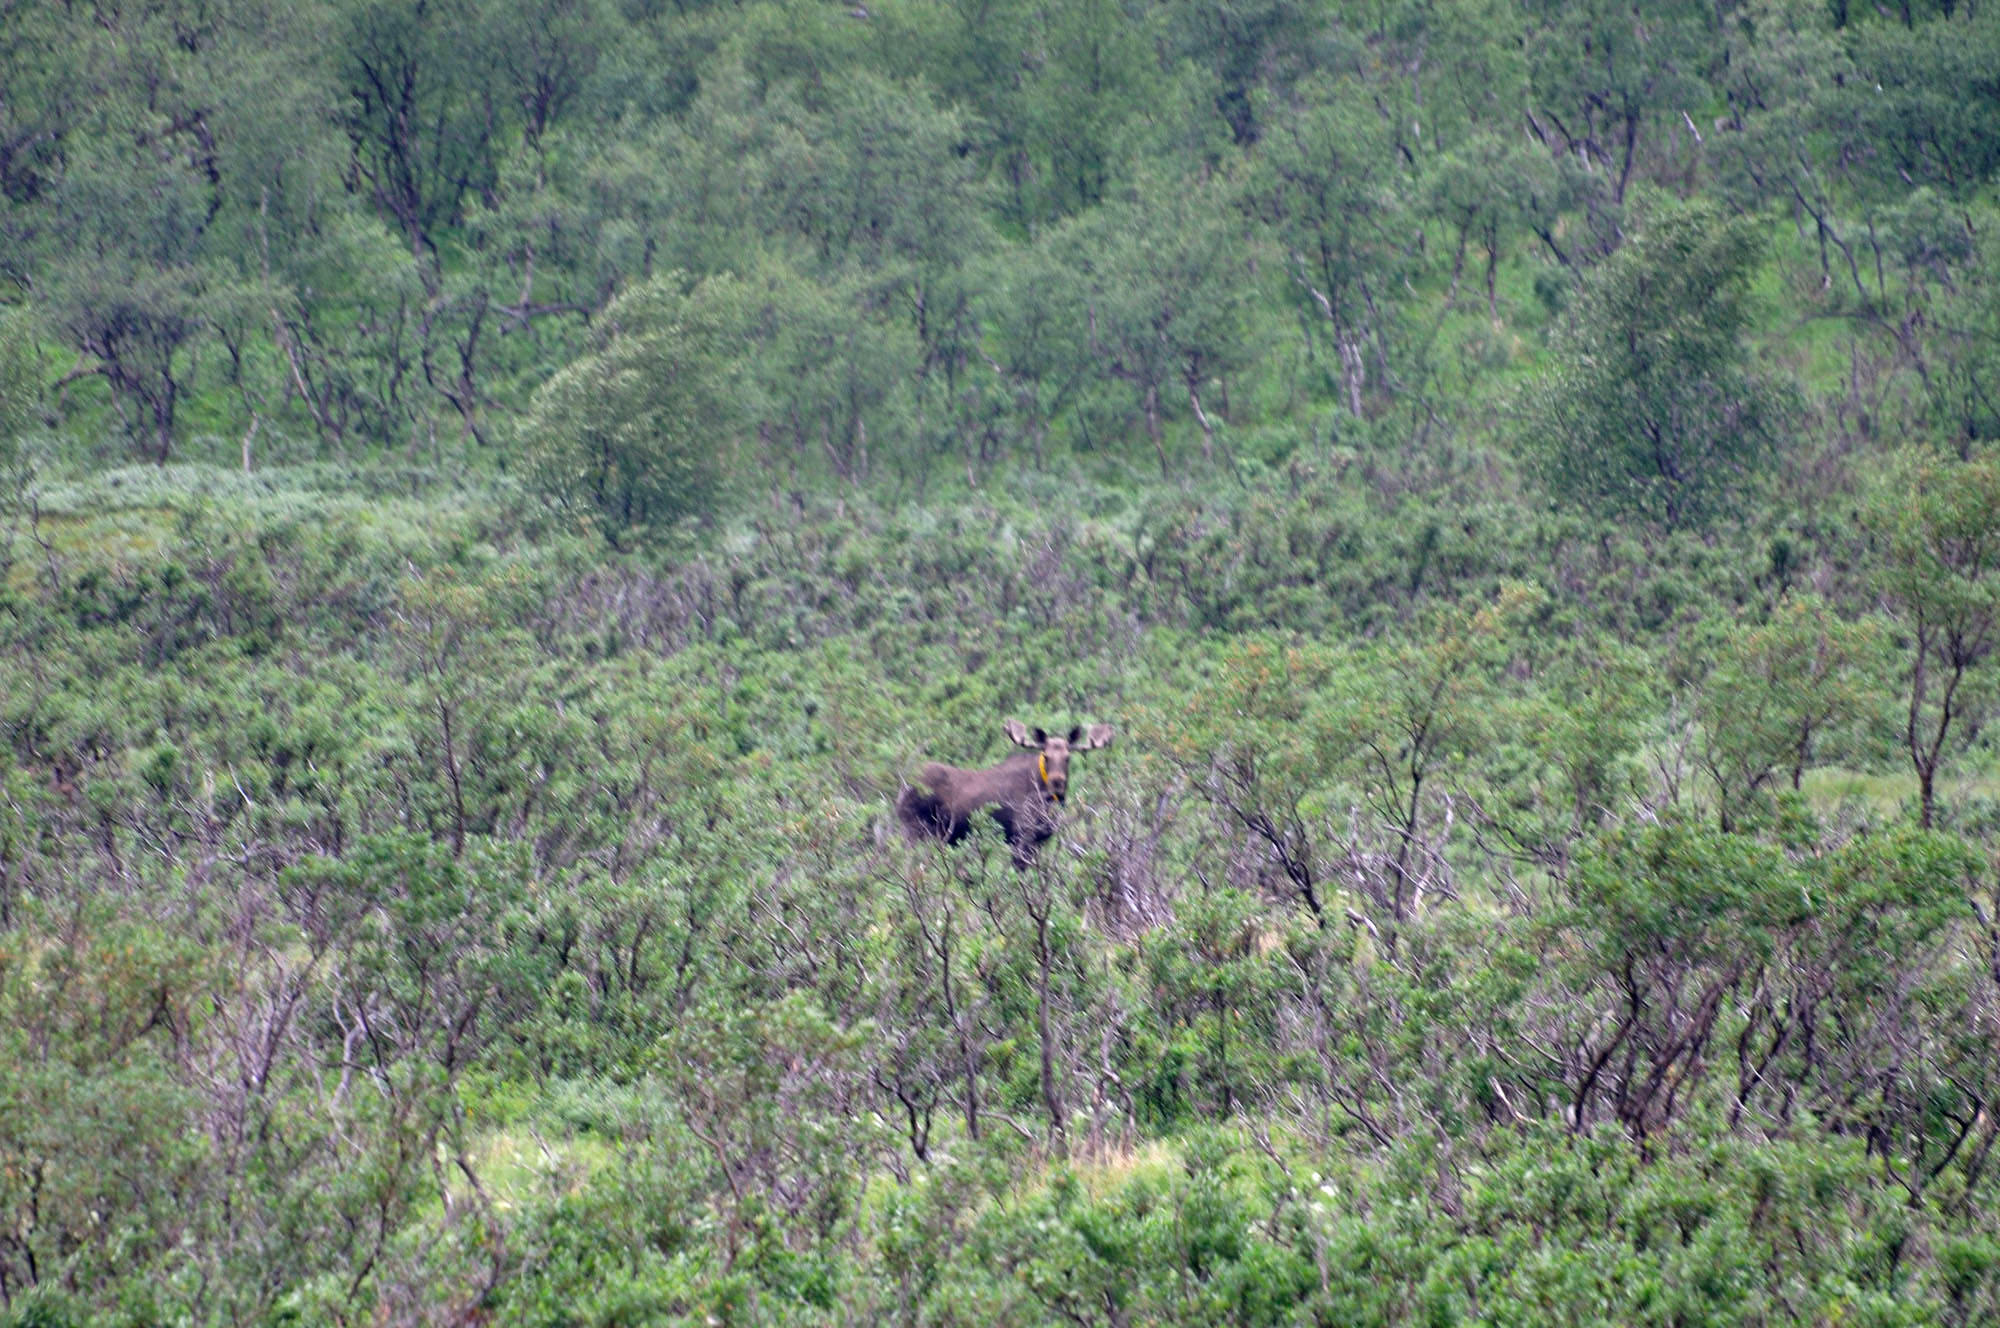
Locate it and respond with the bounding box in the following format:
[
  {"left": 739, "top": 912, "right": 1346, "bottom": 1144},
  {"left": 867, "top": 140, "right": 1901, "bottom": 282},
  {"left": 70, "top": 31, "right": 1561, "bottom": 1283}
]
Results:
[{"left": 897, "top": 722, "right": 1113, "bottom": 868}]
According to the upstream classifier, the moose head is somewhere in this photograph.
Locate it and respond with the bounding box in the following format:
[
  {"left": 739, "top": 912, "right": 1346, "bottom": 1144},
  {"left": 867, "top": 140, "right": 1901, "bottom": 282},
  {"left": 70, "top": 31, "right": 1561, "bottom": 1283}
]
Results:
[
  {"left": 897, "top": 720, "right": 1114, "bottom": 868},
  {"left": 1001, "top": 719, "right": 1113, "bottom": 804}
]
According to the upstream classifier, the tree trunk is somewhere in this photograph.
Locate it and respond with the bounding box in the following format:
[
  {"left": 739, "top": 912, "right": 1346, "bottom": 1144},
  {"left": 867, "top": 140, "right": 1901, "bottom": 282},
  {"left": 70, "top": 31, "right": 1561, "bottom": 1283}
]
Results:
[
  {"left": 1030, "top": 896, "right": 1067, "bottom": 1155},
  {"left": 1144, "top": 383, "right": 1167, "bottom": 477}
]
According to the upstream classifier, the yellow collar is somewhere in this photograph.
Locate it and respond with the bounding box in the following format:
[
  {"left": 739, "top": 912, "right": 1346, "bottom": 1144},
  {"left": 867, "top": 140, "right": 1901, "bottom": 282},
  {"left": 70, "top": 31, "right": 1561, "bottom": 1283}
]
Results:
[{"left": 1038, "top": 753, "right": 1049, "bottom": 786}]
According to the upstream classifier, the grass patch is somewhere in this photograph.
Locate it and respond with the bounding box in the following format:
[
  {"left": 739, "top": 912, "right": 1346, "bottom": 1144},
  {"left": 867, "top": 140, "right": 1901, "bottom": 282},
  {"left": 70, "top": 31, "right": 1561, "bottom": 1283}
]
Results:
[
  {"left": 1802, "top": 764, "right": 2000, "bottom": 819},
  {"left": 463, "top": 1127, "right": 619, "bottom": 1213}
]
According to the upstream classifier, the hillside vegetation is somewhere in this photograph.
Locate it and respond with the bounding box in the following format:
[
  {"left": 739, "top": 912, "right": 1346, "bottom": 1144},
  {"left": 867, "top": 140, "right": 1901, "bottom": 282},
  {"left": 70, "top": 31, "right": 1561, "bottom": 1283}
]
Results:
[{"left": 5, "top": 0, "right": 2000, "bottom": 1323}]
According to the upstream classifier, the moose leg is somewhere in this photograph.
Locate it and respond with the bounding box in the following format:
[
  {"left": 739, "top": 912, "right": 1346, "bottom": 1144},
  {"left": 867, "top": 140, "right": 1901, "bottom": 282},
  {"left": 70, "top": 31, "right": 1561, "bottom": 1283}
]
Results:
[
  {"left": 996, "top": 804, "right": 1061, "bottom": 870},
  {"left": 1016, "top": 824, "right": 1058, "bottom": 870},
  {"left": 988, "top": 805, "right": 1031, "bottom": 868}
]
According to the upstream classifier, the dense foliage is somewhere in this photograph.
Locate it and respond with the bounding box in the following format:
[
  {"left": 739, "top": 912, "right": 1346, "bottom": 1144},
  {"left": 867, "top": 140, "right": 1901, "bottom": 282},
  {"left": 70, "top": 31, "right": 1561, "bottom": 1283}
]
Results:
[{"left": 6, "top": 0, "right": 2000, "bottom": 1323}]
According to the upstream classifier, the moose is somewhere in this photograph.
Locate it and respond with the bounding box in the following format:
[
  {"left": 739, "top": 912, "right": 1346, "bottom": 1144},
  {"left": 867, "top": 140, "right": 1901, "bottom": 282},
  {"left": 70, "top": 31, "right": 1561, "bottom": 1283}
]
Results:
[{"left": 897, "top": 720, "right": 1114, "bottom": 868}]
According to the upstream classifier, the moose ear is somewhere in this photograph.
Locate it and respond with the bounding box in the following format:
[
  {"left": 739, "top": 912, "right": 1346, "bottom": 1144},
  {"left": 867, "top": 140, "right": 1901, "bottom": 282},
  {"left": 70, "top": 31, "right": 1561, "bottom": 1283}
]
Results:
[
  {"left": 1004, "top": 719, "right": 1037, "bottom": 748},
  {"left": 1077, "top": 724, "right": 1114, "bottom": 750},
  {"left": 1068, "top": 725, "right": 1084, "bottom": 745}
]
